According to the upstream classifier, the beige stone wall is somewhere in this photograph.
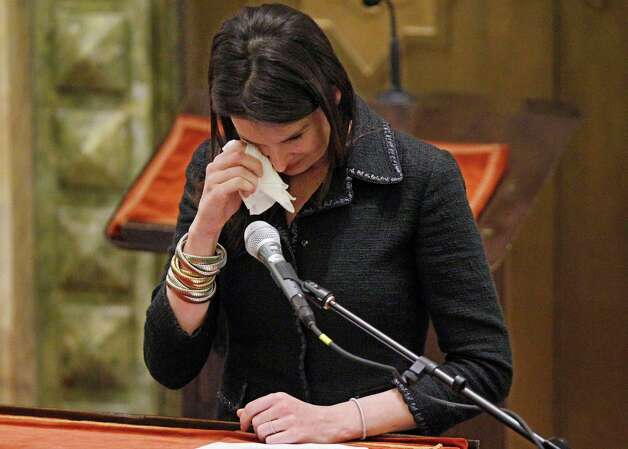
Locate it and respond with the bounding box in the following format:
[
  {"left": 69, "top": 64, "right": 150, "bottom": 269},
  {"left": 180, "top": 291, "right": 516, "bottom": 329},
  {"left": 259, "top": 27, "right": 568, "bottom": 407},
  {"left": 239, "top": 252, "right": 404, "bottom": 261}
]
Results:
[{"left": 0, "top": 1, "right": 36, "bottom": 405}]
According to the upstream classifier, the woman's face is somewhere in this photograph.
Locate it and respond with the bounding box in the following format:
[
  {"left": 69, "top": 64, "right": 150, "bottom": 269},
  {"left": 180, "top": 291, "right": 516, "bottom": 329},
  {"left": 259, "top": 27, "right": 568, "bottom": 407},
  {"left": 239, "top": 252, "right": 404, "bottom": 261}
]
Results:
[{"left": 231, "top": 108, "right": 331, "bottom": 177}]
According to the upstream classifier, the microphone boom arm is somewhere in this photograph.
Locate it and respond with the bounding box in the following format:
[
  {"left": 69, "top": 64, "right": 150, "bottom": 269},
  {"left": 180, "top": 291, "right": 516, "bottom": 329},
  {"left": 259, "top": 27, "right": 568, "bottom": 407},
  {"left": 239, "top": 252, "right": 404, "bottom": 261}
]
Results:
[{"left": 301, "top": 280, "right": 568, "bottom": 449}]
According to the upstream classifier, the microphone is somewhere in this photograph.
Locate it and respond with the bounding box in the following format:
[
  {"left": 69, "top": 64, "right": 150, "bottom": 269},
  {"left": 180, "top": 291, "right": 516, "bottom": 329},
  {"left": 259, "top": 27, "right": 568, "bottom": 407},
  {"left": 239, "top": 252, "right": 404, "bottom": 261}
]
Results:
[{"left": 244, "top": 221, "right": 317, "bottom": 328}]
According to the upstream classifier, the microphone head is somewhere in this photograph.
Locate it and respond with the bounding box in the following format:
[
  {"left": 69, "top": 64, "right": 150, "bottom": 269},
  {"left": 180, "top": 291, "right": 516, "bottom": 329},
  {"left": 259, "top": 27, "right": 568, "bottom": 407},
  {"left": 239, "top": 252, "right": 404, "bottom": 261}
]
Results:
[{"left": 244, "top": 221, "right": 281, "bottom": 260}]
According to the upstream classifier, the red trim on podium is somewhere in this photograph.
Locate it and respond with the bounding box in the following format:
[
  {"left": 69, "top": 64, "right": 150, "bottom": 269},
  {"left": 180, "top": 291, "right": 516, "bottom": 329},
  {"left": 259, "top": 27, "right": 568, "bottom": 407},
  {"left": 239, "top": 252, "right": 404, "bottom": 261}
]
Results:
[{"left": 0, "top": 413, "right": 468, "bottom": 449}]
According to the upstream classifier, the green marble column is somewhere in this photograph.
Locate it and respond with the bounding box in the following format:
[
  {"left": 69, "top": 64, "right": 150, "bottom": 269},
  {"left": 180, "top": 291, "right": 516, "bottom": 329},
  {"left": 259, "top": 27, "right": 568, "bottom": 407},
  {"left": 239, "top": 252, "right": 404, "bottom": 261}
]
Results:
[{"left": 32, "top": 0, "right": 181, "bottom": 414}]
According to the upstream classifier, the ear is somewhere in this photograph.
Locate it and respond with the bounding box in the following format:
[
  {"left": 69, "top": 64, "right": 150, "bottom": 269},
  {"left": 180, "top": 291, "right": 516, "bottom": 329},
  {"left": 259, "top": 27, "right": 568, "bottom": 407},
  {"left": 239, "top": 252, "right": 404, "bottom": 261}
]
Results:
[{"left": 334, "top": 87, "right": 342, "bottom": 105}]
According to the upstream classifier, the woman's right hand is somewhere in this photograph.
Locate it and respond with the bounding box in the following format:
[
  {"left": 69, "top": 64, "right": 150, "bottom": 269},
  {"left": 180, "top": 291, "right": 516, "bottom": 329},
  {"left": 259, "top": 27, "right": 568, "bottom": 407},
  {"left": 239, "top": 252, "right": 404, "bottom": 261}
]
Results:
[
  {"left": 168, "top": 140, "right": 262, "bottom": 334},
  {"left": 187, "top": 140, "right": 263, "bottom": 254}
]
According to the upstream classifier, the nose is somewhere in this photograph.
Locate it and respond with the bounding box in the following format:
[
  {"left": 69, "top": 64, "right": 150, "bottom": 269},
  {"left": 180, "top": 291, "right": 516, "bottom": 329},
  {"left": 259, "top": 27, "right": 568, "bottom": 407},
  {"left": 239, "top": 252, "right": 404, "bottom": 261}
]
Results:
[{"left": 266, "top": 147, "right": 288, "bottom": 173}]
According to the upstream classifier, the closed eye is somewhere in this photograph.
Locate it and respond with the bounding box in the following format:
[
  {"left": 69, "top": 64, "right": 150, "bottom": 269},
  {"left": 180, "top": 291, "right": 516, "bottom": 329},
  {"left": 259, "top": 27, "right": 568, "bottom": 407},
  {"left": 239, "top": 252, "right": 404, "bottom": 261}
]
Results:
[
  {"left": 286, "top": 133, "right": 303, "bottom": 142},
  {"left": 240, "top": 132, "right": 302, "bottom": 148}
]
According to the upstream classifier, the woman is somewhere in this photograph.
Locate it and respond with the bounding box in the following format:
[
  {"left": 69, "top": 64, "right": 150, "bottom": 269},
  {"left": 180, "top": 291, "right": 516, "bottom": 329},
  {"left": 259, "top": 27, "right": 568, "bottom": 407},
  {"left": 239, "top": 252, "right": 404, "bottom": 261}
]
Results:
[{"left": 144, "top": 3, "right": 512, "bottom": 443}]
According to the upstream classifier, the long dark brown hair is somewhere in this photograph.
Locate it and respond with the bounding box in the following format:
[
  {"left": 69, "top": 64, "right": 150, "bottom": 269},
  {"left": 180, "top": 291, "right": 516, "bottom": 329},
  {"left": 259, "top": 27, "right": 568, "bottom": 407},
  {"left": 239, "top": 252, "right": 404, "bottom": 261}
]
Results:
[{"left": 202, "top": 4, "right": 355, "bottom": 248}]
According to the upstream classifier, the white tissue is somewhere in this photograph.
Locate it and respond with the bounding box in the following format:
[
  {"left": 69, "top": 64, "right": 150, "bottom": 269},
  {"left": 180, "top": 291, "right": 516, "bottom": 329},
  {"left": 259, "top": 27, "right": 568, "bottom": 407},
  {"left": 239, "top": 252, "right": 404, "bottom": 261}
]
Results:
[{"left": 222, "top": 140, "right": 295, "bottom": 215}]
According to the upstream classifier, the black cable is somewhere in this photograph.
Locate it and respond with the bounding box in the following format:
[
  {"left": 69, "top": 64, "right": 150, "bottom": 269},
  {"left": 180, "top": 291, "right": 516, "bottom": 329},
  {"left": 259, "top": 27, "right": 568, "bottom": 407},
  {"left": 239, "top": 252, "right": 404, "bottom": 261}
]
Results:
[
  {"left": 309, "top": 323, "right": 485, "bottom": 413},
  {"left": 401, "top": 380, "right": 551, "bottom": 449},
  {"left": 309, "top": 323, "right": 400, "bottom": 377},
  {"left": 415, "top": 389, "right": 548, "bottom": 448},
  {"left": 309, "top": 322, "right": 552, "bottom": 448},
  {"left": 412, "top": 389, "right": 480, "bottom": 411},
  {"left": 405, "top": 375, "right": 551, "bottom": 448},
  {"left": 330, "top": 342, "right": 401, "bottom": 378},
  {"left": 420, "top": 378, "right": 548, "bottom": 449}
]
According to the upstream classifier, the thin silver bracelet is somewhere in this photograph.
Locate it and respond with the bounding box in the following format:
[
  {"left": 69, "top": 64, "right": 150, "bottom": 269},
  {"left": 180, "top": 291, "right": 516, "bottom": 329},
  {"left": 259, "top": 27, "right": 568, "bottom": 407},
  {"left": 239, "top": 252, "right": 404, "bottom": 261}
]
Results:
[{"left": 349, "top": 398, "right": 367, "bottom": 440}]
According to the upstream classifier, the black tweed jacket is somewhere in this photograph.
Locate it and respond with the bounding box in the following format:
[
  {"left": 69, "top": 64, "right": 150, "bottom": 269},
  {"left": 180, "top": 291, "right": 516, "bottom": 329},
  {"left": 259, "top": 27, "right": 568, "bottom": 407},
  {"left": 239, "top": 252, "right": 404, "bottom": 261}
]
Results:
[{"left": 143, "top": 97, "right": 512, "bottom": 435}]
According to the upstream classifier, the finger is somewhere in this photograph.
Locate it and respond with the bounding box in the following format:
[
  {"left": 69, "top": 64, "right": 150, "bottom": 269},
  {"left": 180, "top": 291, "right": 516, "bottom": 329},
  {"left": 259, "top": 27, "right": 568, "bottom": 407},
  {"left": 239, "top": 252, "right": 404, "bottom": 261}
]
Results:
[
  {"left": 265, "top": 424, "right": 296, "bottom": 445},
  {"left": 251, "top": 407, "right": 276, "bottom": 432},
  {"left": 245, "top": 392, "right": 280, "bottom": 416},
  {"left": 257, "top": 416, "right": 290, "bottom": 443},
  {"left": 221, "top": 139, "right": 245, "bottom": 154},
  {"left": 209, "top": 152, "right": 263, "bottom": 179},
  {"left": 211, "top": 177, "right": 256, "bottom": 200},
  {"left": 238, "top": 409, "right": 250, "bottom": 432},
  {"left": 265, "top": 431, "right": 290, "bottom": 445},
  {"left": 212, "top": 148, "right": 263, "bottom": 177},
  {"left": 239, "top": 394, "right": 276, "bottom": 432},
  {"left": 205, "top": 166, "right": 259, "bottom": 193}
]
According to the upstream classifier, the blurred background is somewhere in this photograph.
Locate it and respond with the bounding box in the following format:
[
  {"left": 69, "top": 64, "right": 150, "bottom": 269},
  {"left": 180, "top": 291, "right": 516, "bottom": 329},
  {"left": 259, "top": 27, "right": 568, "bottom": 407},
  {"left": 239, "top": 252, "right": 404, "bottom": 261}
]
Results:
[{"left": 0, "top": 1, "right": 626, "bottom": 448}]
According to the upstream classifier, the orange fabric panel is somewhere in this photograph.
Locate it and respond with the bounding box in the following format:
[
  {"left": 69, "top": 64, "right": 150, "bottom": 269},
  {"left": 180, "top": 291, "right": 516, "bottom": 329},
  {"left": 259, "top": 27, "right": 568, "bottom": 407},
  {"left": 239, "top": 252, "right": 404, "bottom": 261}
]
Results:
[
  {"left": 0, "top": 414, "right": 468, "bottom": 449},
  {"left": 106, "top": 115, "right": 211, "bottom": 237},
  {"left": 106, "top": 115, "right": 508, "bottom": 240},
  {"left": 429, "top": 141, "right": 509, "bottom": 218}
]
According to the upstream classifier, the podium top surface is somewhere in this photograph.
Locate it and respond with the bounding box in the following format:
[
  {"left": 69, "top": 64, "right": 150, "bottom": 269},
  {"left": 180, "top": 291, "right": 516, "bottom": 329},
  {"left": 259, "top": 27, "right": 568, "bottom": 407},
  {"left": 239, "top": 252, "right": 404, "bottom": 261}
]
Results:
[{"left": 0, "top": 405, "right": 476, "bottom": 449}]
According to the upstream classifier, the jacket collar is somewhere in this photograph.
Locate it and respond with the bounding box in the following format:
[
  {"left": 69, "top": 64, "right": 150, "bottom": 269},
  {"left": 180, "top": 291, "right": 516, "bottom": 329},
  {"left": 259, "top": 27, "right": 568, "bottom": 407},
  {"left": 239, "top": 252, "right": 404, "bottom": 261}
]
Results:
[
  {"left": 346, "top": 96, "right": 404, "bottom": 184},
  {"left": 300, "top": 96, "right": 404, "bottom": 217}
]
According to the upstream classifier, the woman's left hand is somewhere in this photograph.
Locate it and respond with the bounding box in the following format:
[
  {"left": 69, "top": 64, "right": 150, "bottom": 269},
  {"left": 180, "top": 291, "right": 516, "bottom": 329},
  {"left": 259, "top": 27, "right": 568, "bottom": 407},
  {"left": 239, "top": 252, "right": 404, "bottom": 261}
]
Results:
[{"left": 237, "top": 392, "right": 360, "bottom": 443}]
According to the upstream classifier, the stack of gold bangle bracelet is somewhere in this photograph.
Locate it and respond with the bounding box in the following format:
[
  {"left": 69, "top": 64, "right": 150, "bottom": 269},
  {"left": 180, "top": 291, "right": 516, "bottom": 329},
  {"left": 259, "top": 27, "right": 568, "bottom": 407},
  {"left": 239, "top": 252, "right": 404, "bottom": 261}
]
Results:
[{"left": 166, "top": 233, "right": 227, "bottom": 304}]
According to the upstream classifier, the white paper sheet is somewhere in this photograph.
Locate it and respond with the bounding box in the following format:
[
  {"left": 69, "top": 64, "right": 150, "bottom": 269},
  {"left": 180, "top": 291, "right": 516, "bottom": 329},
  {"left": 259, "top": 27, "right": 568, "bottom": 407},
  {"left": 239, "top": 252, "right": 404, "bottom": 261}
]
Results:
[{"left": 196, "top": 443, "right": 365, "bottom": 449}]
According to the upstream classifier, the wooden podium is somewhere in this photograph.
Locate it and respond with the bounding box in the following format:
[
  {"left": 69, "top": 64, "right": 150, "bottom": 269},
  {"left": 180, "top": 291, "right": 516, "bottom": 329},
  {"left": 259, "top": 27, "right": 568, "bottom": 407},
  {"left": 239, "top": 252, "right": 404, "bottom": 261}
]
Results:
[
  {"left": 0, "top": 405, "right": 476, "bottom": 449},
  {"left": 106, "top": 93, "right": 578, "bottom": 449}
]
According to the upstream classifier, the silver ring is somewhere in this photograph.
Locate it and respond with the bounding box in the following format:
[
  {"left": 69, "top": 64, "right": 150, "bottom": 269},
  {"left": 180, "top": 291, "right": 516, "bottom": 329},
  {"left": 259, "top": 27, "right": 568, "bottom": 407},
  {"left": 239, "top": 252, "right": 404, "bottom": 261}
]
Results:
[{"left": 268, "top": 420, "right": 277, "bottom": 435}]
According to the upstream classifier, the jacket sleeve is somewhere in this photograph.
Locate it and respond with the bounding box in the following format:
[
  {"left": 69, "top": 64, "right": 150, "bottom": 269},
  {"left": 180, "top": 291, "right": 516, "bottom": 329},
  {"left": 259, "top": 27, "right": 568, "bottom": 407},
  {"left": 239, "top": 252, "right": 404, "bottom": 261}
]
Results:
[
  {"left": 143, "top": 140, "right": 221, "bottom": 389},
  {"left": 398, "top": 147, "right": 513, "bottom": 435}
]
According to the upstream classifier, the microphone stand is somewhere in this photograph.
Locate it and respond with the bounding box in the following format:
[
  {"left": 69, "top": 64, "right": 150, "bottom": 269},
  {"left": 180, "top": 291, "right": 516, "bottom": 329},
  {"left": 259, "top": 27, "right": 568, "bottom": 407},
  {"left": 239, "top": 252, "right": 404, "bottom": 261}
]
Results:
[
  {"left": 301, "top": 280, "right": 569, "bottom": 449},
  {"left": 365, "top": 0, "right": 416, "bottom": 105}
]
